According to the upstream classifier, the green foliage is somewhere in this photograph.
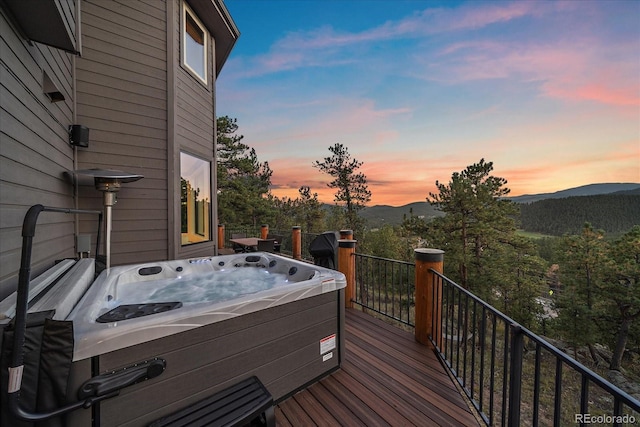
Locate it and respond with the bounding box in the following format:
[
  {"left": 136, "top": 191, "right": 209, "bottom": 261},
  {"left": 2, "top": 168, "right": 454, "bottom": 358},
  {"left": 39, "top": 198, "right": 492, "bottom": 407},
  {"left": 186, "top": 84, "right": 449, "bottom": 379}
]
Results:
[
  {"left": 359, "top": 225, "right": 408, "bottom": 261},
  {"left": 486, "top": 236, "right": 546, "bottom": 330},
  {"left": 599, "top": 225, "right": 640, "bottom": 370},
  {"left": 553, "top": 224, "right": 609, "bottom": 355},
  {"left": 427, "top": 159, "right": 518, "bottom": 288},
  {"left": 519, "top": 194, "right": 640, "bottom": 236},
  {"left": 269, "top": 186, "right": 326, "bottom": 233},
  {"left": 216, "top": 116, "right": 274, "bottom": 226},
  {"left": 547, "top": 222, "right": 640, "bottom": 369},
  {"left": 313, "top": 143, "right": 371, "bottom": 233}
]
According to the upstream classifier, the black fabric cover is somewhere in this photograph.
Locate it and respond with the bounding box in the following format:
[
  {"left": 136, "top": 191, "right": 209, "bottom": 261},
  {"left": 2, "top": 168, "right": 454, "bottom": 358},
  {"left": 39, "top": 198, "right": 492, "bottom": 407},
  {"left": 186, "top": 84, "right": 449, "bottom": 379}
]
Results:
[
  {"left": 0, "top": 311, "right": 74, "bottom": 427},
  {"left": 309, "top": 231, "right": 339, "bottom": 270}
]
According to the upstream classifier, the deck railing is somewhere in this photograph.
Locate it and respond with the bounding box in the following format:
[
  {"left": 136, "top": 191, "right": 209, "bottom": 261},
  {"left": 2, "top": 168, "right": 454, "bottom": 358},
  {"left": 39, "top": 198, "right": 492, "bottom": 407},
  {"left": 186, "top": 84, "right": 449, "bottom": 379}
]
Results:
[
  {"left": 430, "top": 269, "right": 640, "bottom": 426},
  {"left": 348, "top": 248, "right": 640, "bottom": 426},
  {"left": 353, "top": 253, "right": 414, "bottom": 327}
]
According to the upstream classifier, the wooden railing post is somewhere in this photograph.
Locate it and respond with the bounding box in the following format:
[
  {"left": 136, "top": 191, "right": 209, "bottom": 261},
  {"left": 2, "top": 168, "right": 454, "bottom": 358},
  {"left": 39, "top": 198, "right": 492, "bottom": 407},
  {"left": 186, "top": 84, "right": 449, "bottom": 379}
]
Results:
[
  {"left": 339, "top": 229, "right": 353, "bottom": 240},
  {"left": 260, "top": 224, "right": 269, "bottom": 239},
  {"left": 291, "top": 226, "right": 301, "bottom": 260},
  {"left": 415, "top": 248, "right": 444, "bottom": 347},
  {"left": 338, "top": 239, "right": 356, "bottom": 309},
  {"left": 217, "top": 224, "right": 225, "bottom": 249}
]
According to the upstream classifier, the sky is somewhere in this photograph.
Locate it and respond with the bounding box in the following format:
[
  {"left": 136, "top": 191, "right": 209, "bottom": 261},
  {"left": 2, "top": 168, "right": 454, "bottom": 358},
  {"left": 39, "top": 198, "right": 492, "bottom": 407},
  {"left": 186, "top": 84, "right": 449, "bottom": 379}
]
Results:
[{"left": 217, "top": 0, "right": 640, "bottom": 207}]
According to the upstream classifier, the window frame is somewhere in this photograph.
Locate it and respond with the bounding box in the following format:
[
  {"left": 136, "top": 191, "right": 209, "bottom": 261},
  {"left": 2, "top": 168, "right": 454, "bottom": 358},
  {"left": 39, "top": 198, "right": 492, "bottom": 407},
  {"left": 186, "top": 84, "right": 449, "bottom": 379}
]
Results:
[
  {"left": 181, "top": 2, "right": 209, "bottom": 85},
  {"left": 180, "top": 151, "right": 212, "bottom": 246}
]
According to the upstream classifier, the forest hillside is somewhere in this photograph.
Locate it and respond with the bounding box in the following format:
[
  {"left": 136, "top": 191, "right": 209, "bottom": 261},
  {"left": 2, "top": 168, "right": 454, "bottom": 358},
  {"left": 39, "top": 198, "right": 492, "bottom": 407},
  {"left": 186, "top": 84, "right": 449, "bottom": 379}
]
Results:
[{"left": 518, "top": 192, "right": 640, "bottom": 236}]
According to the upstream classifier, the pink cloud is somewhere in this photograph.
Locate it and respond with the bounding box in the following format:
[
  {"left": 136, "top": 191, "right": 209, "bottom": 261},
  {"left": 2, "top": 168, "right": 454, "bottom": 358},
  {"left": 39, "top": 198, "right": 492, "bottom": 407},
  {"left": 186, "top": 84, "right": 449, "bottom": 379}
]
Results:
[{"left": 250, "top": 1, "right": 550, "bottom": 77}]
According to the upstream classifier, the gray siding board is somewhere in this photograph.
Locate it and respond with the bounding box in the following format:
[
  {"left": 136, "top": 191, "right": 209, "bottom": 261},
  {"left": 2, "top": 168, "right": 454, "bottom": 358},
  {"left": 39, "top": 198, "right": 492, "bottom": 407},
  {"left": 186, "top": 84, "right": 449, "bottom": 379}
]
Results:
[
  {"left": 77, "top": 81, "right": 166, "bottom": 110},
  {"left": 112, "top": 230, "right": 168, "bottom": 244},
  {"left": 176, "top": 110, "right": 213, "bottom": 140},
  {"left": 0, "top": 222, "right": 74, "bottom": 267},
  {"left": 77, "top": 1, "right": 168, "bottom": 265},
  {"left": 1, "top": 89, "right": 71, "bottom": 166},
  {"left": 176, "top": 78, "right": 214, "bottom": 120},
  {"left": 112, "top": 240, "right": 169, "bottom": 257},
  {"left": 0, "top": 183, "right": 73, "bottom": 211},
  {"left": 75, "top": 129, "right": 167, "bottom": 154},
  {"left": 112, "top": 0, "right": 166, "bottom": 23},
  {"left": 78, "top": 144, "right": 166, "bottom": 164},
  {"left": 112, "top": 218, "right": 169, "bottom": 232},
  {"left": 76, "top": 114, "right": 167, "bottom": 139},
  {"left": 0, "top": 132, "right": 71, "bottom": 183},
  {"left": 83, "top": 1, "right": 166, "bottom": 36},
  {"left": 81, "top": 34, "right": 166, "bottom": 71},
  {"left": 0, "top": 158, "right": 71, "bottom": 199},
  {"left": 78, "top": 104, "right": 167, "bottom": 132},
  {"left": 76, "top": 55, "right": 166, "bottom": 90},
  {"left": 82, "top": 25, "right": 165, "bottom": 62},
  {"left": 1, "top": 39, "right": 74, "bottom": 126},
  {"left": 1, "top": 7, "right": 77, "bottom": 299},
  {"left": 78, "top": 46, "right": 166, "bottom": 83},
  {"left": 1, "top": 46, "right": 73, "bottom": 146}
]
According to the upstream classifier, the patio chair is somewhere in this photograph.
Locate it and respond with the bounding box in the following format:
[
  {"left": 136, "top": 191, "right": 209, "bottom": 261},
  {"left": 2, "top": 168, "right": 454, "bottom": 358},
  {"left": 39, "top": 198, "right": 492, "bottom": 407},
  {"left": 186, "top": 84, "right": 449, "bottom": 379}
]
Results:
[
  {"left": 257, "top": 238, "right": 275, "bottom": 253},
  {"left": 267, "top": 234, "right": 284, "bottom": 252}
]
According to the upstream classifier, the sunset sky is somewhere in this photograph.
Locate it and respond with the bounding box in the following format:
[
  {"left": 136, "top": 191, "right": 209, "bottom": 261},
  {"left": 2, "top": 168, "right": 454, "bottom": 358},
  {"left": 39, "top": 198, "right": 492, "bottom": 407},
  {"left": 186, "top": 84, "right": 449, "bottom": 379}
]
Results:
[{"left": 217, "top": 0, "right": 640, "bottom": 206}]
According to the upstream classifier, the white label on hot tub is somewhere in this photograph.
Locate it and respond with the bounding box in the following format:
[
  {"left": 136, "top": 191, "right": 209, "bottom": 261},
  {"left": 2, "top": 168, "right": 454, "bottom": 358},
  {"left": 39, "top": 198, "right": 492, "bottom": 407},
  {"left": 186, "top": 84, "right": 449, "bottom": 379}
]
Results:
[
  {"left": 323, "top": 352, "right": 333, "bottom": 362},
  {"left": 320, "top": 333, "right": 336, "bottom": 354},
  {"left": 321, "top": 278, "right": 336, "bottom": 293}
]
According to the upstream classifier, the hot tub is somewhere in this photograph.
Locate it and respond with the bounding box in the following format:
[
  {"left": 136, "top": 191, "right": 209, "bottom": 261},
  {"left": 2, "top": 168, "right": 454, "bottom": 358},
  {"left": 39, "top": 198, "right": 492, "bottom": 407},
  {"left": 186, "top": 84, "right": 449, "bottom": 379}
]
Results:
[
  {"left": 4, "top": 253, "right": 345, "bottom": 427},
  {"left": 68, "top": 253, "right": 345, "bottom": 362}
]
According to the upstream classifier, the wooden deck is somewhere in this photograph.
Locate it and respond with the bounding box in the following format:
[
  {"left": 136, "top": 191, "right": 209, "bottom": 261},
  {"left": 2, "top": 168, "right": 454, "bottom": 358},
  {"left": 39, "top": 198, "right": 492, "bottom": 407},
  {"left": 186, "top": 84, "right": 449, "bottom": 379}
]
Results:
[{"left": 275, "top": 308, "right": 481, "bottom": 426}]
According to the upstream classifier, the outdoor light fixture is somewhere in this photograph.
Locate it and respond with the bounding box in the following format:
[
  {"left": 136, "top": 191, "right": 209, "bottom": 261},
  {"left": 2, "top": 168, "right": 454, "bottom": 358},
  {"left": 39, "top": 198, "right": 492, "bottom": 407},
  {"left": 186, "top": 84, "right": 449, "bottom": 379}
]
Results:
[{"left": 69, "top": 125, "right": 89, "bottom": 147}]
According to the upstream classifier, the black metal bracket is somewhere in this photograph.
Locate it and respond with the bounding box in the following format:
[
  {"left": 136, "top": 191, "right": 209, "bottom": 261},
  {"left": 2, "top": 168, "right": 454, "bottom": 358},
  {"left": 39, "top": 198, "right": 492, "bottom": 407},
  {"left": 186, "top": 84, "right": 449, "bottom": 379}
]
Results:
[{"left": 78, "top": 358, "right": 166, "bottom": 400}]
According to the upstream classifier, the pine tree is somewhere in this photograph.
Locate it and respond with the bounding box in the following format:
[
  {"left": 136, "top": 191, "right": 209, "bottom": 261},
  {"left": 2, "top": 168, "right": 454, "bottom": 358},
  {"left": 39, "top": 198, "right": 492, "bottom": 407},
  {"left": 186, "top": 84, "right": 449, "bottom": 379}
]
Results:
[
  {"left": 428, "top": 160, "right": 516, "bottom": 290},
  {"left": 216, "top": 116, "right": 273, "bottom": 226},
  {"left": 313, "top": 143, "right": 371, "bottom": 233},
  {"left": 603, "top": 225, "right": 640, "bottom": 370},
  {"left": 554, "top": 223, "right": 609, "bottom": 359}
]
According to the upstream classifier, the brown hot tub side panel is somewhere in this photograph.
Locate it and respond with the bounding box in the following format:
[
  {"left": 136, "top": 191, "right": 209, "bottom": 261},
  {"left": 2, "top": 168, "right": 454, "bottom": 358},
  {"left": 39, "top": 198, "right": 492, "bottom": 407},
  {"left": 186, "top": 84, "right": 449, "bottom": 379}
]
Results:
[{"left": 66, "top": 291, "right": 343, "bottom": 427}]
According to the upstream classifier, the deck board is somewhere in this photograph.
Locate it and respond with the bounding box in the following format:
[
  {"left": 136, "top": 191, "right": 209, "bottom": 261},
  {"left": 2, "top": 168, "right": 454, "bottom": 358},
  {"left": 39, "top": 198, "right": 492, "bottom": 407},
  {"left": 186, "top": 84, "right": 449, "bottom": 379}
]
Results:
[{"left": 276, "top": 308, "right": 480, "bottom": 426}]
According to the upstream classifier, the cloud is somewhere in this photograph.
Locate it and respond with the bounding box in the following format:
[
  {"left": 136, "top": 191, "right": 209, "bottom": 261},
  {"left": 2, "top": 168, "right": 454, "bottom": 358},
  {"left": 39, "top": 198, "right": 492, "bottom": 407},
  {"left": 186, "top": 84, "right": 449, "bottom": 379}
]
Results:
[
  {"left": 232, "top": 1, "right": 548, "bottom": 78},
  {"left": 220, "top": 1, "right": 639, "bottom": 206}
]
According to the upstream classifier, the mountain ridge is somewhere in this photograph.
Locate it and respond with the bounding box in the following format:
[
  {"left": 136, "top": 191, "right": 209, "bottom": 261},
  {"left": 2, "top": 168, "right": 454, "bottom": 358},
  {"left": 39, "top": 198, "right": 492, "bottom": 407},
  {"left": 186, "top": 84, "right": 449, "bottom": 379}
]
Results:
[
  {"left": 506, "top": 183, "right": 640, "bottom": 204},
  {"left": 359, "top": 182, "right": 640, "bottom": 227}
]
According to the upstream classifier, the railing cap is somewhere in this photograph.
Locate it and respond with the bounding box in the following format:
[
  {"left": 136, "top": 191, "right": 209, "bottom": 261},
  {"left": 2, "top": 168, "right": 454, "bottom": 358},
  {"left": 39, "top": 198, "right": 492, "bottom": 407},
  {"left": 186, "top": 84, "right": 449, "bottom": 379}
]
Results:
[
  {"left": 414, "top": 248, "right": 444, "bottom": 262},
  {"left": 338, "top": 239, "right": 357, "bottom": 248}
]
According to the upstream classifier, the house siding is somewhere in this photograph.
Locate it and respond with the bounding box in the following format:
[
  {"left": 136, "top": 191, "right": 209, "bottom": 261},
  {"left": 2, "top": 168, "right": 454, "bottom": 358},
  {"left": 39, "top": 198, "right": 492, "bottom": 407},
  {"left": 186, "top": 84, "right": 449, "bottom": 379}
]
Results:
[
  {"left": 76, "top": 0, "right": 169, "bottom": 266},
  {"left": 173, "top": 0, "right": 217, "bottom": 259},
  {"left": 0, "top": 0, "right": 235, "bottom": 300},
  {"left": 0, "top": 5, "right": 76, "bottom": 300}
]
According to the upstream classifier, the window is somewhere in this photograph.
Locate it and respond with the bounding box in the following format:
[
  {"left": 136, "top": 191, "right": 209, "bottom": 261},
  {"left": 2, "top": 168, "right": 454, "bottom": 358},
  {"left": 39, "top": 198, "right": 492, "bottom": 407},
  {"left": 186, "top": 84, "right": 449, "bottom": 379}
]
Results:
[
  {"left": 181, "top": 152, "right": 211, "bottom": 245},
  {"left": 182, "top": 2, "right": 208, "bottom": 84}
]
